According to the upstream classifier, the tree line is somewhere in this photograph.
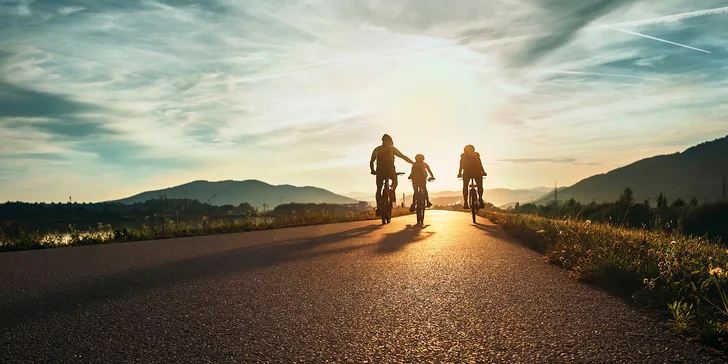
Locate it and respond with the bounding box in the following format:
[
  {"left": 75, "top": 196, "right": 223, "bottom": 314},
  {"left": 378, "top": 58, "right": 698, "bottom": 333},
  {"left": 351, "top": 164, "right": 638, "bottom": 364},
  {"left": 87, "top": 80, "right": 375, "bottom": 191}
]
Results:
[
  {"left": 510, "top": 188, "right": 728, "bottom": 242},
  {"left": 0, "top": 198, "right": 368, "bottom": 233},
  {"left": 0, "top": 198, "right": 257, "bottom": 221}
]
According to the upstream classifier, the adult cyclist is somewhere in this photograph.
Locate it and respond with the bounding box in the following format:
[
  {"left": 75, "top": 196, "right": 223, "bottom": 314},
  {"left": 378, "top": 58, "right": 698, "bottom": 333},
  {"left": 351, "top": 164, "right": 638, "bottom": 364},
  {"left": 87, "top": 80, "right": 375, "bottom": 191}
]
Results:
[
  {"left": 457, "top": 144, "right": 487, "bottom": 209},
  {"left": 370, "top": 134, "right": 414, "bottom": 216}
]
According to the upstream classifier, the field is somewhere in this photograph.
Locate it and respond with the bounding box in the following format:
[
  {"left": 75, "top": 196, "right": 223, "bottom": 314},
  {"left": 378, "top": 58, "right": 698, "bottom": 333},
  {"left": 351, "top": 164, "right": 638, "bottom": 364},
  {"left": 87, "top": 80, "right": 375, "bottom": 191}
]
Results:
[
  {"left": 0, "top": 207, "right": 412, "bottom": 252},
  {"left": 483, "top": 211, "right": 728, "bottom": 350}
]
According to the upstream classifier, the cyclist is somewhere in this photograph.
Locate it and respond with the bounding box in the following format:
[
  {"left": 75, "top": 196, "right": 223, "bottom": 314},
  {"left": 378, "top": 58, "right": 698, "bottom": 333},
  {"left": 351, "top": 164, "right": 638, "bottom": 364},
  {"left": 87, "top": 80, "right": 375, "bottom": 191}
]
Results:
[
  {"left": 457, "top": 144, "right": 487, "bottom": 209},
  {"left": 370, "top": 134, "right": 414, "bottom": 216},
  {"left": 409, "top": 154, "right": 435, "bottom": 212}
]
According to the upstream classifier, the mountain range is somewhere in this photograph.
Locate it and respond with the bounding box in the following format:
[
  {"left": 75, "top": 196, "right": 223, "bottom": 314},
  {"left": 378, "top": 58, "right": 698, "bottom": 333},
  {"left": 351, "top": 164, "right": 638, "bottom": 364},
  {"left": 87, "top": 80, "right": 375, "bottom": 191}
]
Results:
[
  {"left": 535, "top": 135, "right": 728, "bottom": 204},
  {"left": 113, "top": 180, "right": 357, "bottom": 208}
]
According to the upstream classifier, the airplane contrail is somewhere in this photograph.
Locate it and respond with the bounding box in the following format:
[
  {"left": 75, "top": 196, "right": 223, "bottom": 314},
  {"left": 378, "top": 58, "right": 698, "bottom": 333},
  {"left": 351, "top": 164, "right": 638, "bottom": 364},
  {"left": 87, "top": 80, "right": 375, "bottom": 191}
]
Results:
[
  {"left": 600, "top": 25, "right": 711, "bottom": 53},
  {"left": 610, "top": 6, "right": 728, "bottom": 28},
  {"left": 532, "top": 69, "right": 664, "bottom": 82}
]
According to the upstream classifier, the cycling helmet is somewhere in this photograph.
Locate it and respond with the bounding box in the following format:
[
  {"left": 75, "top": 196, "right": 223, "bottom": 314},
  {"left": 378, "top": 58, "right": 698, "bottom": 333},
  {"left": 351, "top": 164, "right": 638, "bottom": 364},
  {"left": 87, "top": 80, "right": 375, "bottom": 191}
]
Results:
[
  {"left": 382, "top": 134, "right": 393, "bottom": 144},
  {"left": 415, "top": 154, "right": 425, "bottom": 162},
  {"left": 464, "top": 144, "right": 475, "bottom": 153}
]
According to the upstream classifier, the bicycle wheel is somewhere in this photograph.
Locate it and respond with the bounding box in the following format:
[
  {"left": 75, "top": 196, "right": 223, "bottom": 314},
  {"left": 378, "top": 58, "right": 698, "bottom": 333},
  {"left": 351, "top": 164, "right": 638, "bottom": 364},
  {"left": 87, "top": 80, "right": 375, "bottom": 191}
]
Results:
[
  {"left": 470, "top": 189, "right": 478, "bottom": 223},
  {"left": 381, "top": 188, "right": 390, "bottom": 224},
  {"left": 385, "top": 204, "right": 392, "bottom": 223}
]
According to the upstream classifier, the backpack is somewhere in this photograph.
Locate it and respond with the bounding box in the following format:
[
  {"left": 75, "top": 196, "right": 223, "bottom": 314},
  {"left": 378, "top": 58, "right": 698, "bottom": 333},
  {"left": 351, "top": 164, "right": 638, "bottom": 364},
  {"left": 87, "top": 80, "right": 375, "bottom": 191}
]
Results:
[
  {"left": 377, "top": 145, "right": 395, "bottom": 166},
  {"left": 461, "top": 152, "right": 482, "bottom": 173}
]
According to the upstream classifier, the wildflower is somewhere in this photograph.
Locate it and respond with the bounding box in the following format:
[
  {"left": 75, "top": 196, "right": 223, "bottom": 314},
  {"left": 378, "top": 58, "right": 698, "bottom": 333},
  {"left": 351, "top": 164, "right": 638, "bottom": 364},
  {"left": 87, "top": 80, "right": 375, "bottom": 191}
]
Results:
[
  {"left": 670, "top": 241, "right": 677, "bottom": 245},
  {"left": 536, "top": 230, "right": 546, "bottom": 234},
  {"left": 710, "top": 267, "right": 725, "bottom": 277},
  {"left": 585, "top": 220, "right": 591, "bottom": 225}
]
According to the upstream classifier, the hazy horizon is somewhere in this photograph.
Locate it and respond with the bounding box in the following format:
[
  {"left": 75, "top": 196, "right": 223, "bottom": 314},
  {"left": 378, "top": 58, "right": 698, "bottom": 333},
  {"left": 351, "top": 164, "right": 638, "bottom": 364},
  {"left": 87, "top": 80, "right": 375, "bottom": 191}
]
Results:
[{"left": 2, "top": 1, "right": 728, "bottom": 202}]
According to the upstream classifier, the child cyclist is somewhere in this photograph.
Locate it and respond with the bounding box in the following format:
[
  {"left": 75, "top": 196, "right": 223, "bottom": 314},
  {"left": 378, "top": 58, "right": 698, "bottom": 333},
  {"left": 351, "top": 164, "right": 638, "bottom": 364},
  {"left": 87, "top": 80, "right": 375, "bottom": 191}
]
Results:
[{"left": 409, "top": 154, "right": 435, "bottom": 212}]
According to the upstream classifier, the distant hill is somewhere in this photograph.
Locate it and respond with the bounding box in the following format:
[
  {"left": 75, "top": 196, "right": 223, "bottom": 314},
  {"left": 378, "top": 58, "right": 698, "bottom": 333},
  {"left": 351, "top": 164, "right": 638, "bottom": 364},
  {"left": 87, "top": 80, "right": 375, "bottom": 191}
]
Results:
[
  {"left": 346, "top": 187, "right": 551, "bottom": 207},
  {"left": 536, "top": 135, "right": 728, "bottom": 204},
  {"left": 114, "top": 180, "right": 357, "bottom": 208},
  {"left": 427, "top": 188, "right": 552, "bottom": 207}
]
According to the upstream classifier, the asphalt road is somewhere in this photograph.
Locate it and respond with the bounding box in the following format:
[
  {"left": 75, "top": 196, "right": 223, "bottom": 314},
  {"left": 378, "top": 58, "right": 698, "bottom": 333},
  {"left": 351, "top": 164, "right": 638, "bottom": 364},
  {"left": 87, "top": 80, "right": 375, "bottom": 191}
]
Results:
[{"left": 1, "top": 210, "right": 724, "bottom": 363}]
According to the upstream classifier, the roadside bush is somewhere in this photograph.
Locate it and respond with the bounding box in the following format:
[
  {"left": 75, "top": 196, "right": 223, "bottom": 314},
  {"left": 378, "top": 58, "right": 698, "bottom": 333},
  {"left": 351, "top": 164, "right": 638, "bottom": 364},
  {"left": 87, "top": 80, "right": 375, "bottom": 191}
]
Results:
[
  {"left": 484, "top": 211, "right": 728, "bottom": 349},
  {"left": 680, "top": 202, "right": 728, "bottom": 243}
]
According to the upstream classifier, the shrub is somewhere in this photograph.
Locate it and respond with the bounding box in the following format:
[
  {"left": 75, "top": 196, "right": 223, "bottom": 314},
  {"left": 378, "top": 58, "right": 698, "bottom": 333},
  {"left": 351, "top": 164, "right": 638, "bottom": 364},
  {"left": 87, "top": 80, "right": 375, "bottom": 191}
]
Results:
[{"left": 484, "top": 211, "right": 728, "bottom": 349}]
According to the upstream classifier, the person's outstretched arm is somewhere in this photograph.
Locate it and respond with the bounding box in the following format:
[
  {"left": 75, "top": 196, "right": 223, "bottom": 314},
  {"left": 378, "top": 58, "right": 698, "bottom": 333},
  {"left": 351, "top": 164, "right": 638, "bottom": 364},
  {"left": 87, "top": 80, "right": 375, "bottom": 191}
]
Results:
[
  {"left": 393, "top": 147, "right": 414, "bottom": 164},
  {"left": 370, "top": 148, "right": 378, "bottom": 174},
  {"left": 457, "top": 156, "right": 464, "bottom": 177},
  {"left": 426, "top": 163, "right": 435, "bottom": 179}
]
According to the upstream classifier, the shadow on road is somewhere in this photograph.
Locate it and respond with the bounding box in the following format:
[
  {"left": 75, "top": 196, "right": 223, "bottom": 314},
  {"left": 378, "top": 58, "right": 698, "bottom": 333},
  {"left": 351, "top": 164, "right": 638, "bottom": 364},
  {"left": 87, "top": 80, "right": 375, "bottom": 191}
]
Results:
[
  {"left": 471, "top": 222, "right": 503, "bottom": 235},
  {"left": 0, "top": 224, "right": 381, "bottom": 328},
  {"left": 375, "top": 224, "right": 435, "bottom": 254}
]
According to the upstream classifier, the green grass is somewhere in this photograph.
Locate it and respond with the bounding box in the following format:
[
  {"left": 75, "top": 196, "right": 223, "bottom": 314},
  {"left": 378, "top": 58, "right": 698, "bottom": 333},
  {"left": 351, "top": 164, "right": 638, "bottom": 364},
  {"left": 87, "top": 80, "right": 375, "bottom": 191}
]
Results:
[
  {"left": 483, "top": 211, "right": 728, "bottom": 350},
  {"left": 0, "top": 208, "right": 412, "bottom": 252}
]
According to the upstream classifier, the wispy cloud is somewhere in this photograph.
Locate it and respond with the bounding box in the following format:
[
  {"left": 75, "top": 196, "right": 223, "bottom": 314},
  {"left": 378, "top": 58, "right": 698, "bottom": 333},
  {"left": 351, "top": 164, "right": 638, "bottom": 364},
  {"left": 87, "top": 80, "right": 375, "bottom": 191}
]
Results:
[
  {"left": 57, "top": 6, "right": 84, "bottom": 16},
  {"left": 610, "top": 6, "right": 728, "bottom": 27},
  {"left": 497, "top": 158, "right": 577, "bottom": 164},
  {"left": 634, "top": 55, "right": 666, "bottom": 67}
]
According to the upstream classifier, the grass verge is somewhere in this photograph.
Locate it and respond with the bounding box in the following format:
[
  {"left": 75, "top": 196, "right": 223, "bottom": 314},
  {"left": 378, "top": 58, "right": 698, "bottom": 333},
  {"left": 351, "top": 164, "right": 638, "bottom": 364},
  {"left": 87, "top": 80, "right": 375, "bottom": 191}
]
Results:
[
  {"left": 483, "top": 211, "right": 728, "bottom": 351},
  {"left": 0, "top": 208, "right": 412, "bottom": 252}
]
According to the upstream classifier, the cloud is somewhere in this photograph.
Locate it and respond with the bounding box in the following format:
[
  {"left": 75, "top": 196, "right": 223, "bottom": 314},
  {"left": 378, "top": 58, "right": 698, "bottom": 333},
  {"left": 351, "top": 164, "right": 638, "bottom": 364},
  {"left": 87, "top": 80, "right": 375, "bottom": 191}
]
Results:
[
  {"left": 490, "top": 0, "right": 636, "bottom": 66},
  {"left": 610, "top": 6, "right": 728, "bottom": 28},
  {"left": 497, "top": 158, "right": 577, "bottom": 164},
  {"left": 57, "top": 6, "right": 84, "bottom": 16},
  {"left": 634, "top": 55, "right": 666, "bottom": 67},
  {"left": 0, "top": 82, "right": 115, "bottom": 137},
  {"left": 0, "top": 82, "right": 103, "bottom": 118}
]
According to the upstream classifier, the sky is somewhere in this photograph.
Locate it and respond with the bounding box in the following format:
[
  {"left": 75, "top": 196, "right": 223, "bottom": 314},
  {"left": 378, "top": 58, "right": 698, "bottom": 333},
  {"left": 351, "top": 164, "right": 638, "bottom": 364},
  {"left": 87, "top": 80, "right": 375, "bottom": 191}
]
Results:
[{"left": 1, "top": 0, "right": 728, "bottom": 202}]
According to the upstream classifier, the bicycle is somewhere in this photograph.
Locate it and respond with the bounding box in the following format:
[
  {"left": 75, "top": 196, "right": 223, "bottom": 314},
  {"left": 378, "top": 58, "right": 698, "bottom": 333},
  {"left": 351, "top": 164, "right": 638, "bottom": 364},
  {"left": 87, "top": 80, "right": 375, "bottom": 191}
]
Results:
[
  {"left": 378, "top": 172, "right": 405, "bottom": 225},
  {"left": 467, "top": 177, "right": 479, "bottom": 223},
  {"left": 412, "top": 177, "right": 435, "bottom": 224},
  {"left": 459, "top": 175, "right": 484, "bottom": 223}
]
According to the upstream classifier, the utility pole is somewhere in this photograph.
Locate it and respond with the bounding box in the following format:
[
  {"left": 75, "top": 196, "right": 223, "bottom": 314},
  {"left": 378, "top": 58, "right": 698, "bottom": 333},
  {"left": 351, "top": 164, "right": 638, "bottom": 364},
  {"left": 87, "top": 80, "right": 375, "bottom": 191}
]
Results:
[{"left": 207, "top": 194, "right": 216, "bottom": 215}]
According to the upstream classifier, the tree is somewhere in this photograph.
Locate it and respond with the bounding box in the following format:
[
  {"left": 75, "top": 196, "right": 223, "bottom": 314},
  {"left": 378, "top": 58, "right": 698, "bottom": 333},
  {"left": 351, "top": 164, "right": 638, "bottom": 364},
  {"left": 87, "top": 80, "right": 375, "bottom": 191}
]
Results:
[
  {"left": 671, "top": 198, "right": 687, "bottom": 209},
  {"left": 690, "top": 197, "right": 699, "bottom": 207},
  {"left": 514, "top": 202, "right": 520, "bottom": 210},
  {"left": 656, "top": 193, "right": 668, "bottom": 210},
  {"left": 618, "top": 187, "right": 635, "bottom": 207}
]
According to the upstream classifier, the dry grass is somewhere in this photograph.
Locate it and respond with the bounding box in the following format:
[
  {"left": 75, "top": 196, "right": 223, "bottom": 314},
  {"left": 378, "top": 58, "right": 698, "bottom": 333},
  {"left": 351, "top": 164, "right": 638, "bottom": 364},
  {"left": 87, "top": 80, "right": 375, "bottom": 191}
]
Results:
[
  {"left": 483, "top": 211, "right": 728, "bottom": 349},
  {"left": 0, "top": 208, "right": 412, "bottom": 252}
]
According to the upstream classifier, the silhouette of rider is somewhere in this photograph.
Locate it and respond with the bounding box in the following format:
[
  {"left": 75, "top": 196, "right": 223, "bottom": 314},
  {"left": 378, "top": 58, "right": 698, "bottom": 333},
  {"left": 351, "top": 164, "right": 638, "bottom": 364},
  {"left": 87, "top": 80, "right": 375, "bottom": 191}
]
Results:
[
  {"left": 457, "top": 144, "right": 487, "bottom": 209},
  {"left": 370, "top": 134, "right": 414, "bottom": 216},
  {"left": 409, "top": 154, "right": 435, "bottom": 211}
]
